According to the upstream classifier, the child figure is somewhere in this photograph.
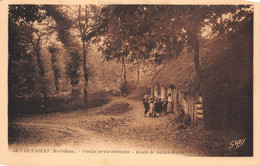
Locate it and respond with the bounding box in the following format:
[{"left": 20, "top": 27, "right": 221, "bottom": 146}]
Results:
[
  {"left": 167, "top": 93, "right": 173, "bottom": 114},
  {"left": 149, "top": 97, "right": 155, "bottom": 117},
  {"left": 156, "top": 97, "right": 164, "bottom": 116},
  {"left": 155, "top": 98, "right": 160, "bottom": 117},
  {"left": 163, "top": 97, "right": 168, "bottom": 115},
  {"left": 158, "top": 98, "right": 163, "bottom": 116}
]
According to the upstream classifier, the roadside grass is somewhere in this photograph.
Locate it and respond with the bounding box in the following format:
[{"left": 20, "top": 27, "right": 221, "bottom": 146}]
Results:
[
  {"left": 97, "top": 101, "right": 133, "bottom": 115},
  {"left": 8, "top": 91, "right": 112, "bottom": 119}
]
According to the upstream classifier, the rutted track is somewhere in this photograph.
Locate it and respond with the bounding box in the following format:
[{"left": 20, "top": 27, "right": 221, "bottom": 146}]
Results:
[{"left": 9, "top": 97, "right": 202, "bottom": 156}]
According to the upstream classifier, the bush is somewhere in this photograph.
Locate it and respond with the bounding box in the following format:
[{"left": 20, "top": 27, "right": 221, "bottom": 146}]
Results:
[
  {"left": 120, "top": 81, "right": 136, "bottom": 96},
  {"left": 174, "top": 107, "right": 191, "bottom": 127},
  {"left": 183, "top": 115, "right": 191, "bottom": 126},
  {"left": 128, "top": 86, "right": 151, "bottom": 101},
  {"left": 87, "top": 91, "right": 112, "bottom": 109},
  {"left": 98, "top": 101, "right": 133, "bottom": 115},
  {"left": 8, "top": 91, "right": 112, "bottom": 118}
]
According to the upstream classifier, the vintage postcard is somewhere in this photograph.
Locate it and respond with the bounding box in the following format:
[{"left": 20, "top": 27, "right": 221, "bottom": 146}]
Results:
[{"left": 0, "top": 0, "right": 260, "bottom": 165}]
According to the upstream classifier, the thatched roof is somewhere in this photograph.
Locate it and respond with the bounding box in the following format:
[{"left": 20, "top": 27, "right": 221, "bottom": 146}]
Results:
[
  {"left": 153, "top": 29, "right": 253, "bottom": 94},
  {"left": 153, "top": 49, "right": 199, "bottom": 93}
]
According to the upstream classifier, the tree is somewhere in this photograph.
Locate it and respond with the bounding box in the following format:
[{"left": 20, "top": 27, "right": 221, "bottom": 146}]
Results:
[
  {"left": 149, "top": 6, "right": 252, "bottom": 128},
  {"left": 149, "top": 5, "right": 253, "bottom": 128},
  {"left": 76, "top": 5, "right": 108, "bottom": 107},
  {"left": 45, "top": 5, "right": 110, "bottom": 107},
  {"left": 44, "top": 5, "right": 81, "bottom": 97},
  {"left": 170, "top": 5, "right": 253, "bottom": 127},
  {"left": 48, "top": 45, "right": 61, "bottom": 91},
  {"left": 98, "top": 6, "right": 151, "bottom": 82},
  {"left": 99, "top": 5, "right": 253, "bottom": 127},
  {"left": 8, "top": 5, "right": 51, "bottom": 108},
  {"left": 30, "top": 25, "right": 48, "bottom": 107},
  {"left": 98, "top": 5, "right": 186, "bottom": 84}
]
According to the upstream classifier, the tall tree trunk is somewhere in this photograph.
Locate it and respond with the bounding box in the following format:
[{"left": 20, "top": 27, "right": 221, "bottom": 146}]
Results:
[
  {"left": 187, "top": 28, "right": 210, "bottom": 128},
  {"left": 63, "top": 55, "right": 70, "bottom": 88},
  {"left": 101, "top": 61, "right": 110, "bottom": 88},
  {"left": 79, "top": 5, "right": 88, "bottom": 108},
  {"left": 136, "top": 58, "right": 140, "bottom": 83},
  {"left": 82, "top": 40, "right": 88, "bottom": 108},
  {"left": 50, "top": 49, "right": 60, "bottom": 92},
  {"left": 35, "top": 46, "right": 47, "bottom": 109},
  {"left": 122, "top": 55, "right": 126, "bottom": 82},
  {"left": 31, "top": 34, "right": 48, "bottom": 109}
]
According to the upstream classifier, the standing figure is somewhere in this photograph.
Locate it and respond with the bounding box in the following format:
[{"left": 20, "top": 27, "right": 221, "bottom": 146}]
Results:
[
  {"left": 167, "top": 93, "right": 173, "bottom": 114},
  {"left": 162, "top": 97, "right": 168, "bottom": 115},
  {"left": 158, "top": 98, "right": 163, "bottom": 116},
  {"left": 155, "top": 98, "right": 160, "bottom": 117},
  {"left": 142, "top": 95, "right": 149, "bottom": 117},
  {"left": 149, "top": 97, "right": 155, "bottom": 117}
]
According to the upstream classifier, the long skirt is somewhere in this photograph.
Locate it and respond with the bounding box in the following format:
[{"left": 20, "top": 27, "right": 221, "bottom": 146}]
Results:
[
  {"left": 150, "top": 103, "right": 155, "bottom": 114},
  {"left": 167, "top": 102, "right": 173, "bottom": 113}
]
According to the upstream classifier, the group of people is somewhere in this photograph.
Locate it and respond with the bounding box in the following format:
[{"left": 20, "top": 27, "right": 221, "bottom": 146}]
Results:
[{"left": 142, "top": 94, "right": 174, "bottom": 117}]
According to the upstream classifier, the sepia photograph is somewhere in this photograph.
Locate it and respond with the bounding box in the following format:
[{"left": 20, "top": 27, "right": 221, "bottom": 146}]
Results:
[{"left": 1, "top": 2, "right": 259, "bottom": 165}]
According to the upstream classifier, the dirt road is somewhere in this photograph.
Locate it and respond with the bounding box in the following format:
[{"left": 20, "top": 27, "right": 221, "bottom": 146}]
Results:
[{"left": 9, "top": 97, "right": 208, "bottom": 156}]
